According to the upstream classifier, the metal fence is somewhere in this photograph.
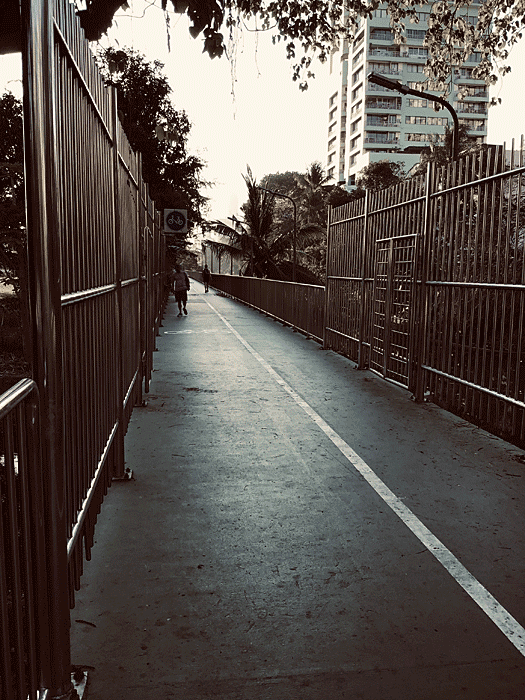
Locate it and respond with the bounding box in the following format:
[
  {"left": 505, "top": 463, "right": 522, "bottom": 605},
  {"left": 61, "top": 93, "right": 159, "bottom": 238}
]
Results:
[
  {"left": 326, "top": 143, "right": 525, "bottom": 446},
  {"left": 0, "top": 380, "right": 48, "bottom": 700},
  {"left": 196, "top": 272, "right": 325, "bottom": 342},
  {"left": 0, "top": 0, "right": 168, "bottom": 697}
]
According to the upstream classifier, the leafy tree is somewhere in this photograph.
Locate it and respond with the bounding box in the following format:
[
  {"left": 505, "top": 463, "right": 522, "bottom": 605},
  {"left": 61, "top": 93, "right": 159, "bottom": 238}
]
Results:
[
  {"left": 0, "top": 91, "right": 25, "bottom": 295},
  {"left": 410, "top": 123, "right": 483, "bottom": 176},
  {"left": 76, "top": 0, "right": 522, "bottom": 95},
  {"left": 260, "top": 163, "right": 355, "bottom": 282},
  {"left": 210, "top": 166, "right": 320, "bottom": 282},
  {"left": 97, "top": 47, "right": 209, "bottom": 253},
  {"left": 355, "top": 160, "right": 406, "bottom": 192},
  {"left": 327, "top": 186, "right": 363, "bottom": 209},
  {"left": 209, "top": 167, "right": 280, "bottom": 277}
]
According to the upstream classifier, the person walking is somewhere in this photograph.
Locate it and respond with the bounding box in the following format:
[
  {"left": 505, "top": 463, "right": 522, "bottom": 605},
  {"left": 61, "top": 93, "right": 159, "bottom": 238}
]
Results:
[
  {"left": 202, "top": 264, "right": 211, "bottom": 293},
  {"left": 172, "top": 264, "right": 190, "bottom": 316}
]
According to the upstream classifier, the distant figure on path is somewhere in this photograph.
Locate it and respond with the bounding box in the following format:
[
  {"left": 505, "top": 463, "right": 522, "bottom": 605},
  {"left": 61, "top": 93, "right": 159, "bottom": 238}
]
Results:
[
  {"left": 172, "top": 264, "right": 190, "bottom": 316},
  {"left": 202, "top": 264, "right": 211, "bottom": 293}
]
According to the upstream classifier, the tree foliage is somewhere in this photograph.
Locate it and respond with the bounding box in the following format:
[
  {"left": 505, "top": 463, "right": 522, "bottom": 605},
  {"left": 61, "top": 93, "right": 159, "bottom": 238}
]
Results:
[
  {"left": 0, "top": 91, "right": 25, "bottom": 295},
  {"left": 410, "top": 123, "right": 483, "bottom": 175},
  {"left": 221, "top": 163, "right": 356, "bottom": 283},
  {"left": 77, "top": 0, "right": 524, "bottom": 94},
  {"left": 355, "top": 160, "right": 406, "bottom": 192},
  {"left": 97, "top": 47, "right": 209, "bottom": 249}
]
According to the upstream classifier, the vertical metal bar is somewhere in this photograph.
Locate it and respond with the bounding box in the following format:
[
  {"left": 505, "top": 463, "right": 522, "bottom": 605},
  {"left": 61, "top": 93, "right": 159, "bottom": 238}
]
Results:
[
  {"left": 20, "top": 0, "right": 73, "bottom": 695},
  {"left": 111, "top": 88, "right": 126, "bottom": 478},
  {"left": 322, "top": 204, "right": 333, "bottom": 349},
  {"left": 382, "top": 238, "right": 394, "bottom": 379},
  {"left": 414, "top": 163, "right": 434, "bottom": 402},
  {"left": 357, "top": 190, "right": 370, "bottom": 368}
]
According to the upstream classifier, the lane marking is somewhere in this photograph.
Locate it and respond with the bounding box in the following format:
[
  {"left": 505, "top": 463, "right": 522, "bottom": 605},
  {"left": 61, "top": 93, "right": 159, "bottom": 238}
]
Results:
[
  {"left": 164, "top": 329, "right": 231, "bottom": 335},
  {"left": 203, "top": 296, "right": 525, "bottom": 657}
]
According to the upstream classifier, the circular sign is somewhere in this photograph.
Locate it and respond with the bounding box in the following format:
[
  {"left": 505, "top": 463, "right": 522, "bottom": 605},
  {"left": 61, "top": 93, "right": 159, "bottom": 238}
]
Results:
[{"left": 166, "top": 210, "right": 186, "bottom": 231}]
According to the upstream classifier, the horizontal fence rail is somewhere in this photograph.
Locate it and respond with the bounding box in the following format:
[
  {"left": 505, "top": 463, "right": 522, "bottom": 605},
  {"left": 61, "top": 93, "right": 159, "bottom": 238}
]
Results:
[{"left": 195, "top": 272, "right": 325, "bottom": 343}]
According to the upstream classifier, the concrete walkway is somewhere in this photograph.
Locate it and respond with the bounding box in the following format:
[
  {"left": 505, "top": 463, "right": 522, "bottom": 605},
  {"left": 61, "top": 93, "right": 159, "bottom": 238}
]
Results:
[{"left": 70, "top": 281, "right": 525, "bottom": 699}]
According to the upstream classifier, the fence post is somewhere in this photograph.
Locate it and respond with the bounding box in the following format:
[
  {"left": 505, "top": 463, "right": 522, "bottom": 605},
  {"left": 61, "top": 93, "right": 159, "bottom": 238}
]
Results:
[
  {"left": 111, "top": 88, "right": 126, "bottom": 478},
  {"left": 20, "top": 0, "right": 74, "bottom": 695},
  {"left": 322, "top": 205, "right": 332, "bottom": 349},
  {"left": 357, "top": 190, "right": 370, "bottom": 369},
  {"left": 413, "top": 162, "right": 434, "bottom": 402}
]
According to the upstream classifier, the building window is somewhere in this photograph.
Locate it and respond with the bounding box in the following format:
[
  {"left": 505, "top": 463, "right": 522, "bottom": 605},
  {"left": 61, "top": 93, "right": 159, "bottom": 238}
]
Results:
[
  {"left": 352, "top": 48, "right": 364, "bottom": 67},
  {"left": 328, "top": 136, "right": 336, "bottom": 150},
  {"left": 353, "top": 31, "right": 364, "bottom": 49},
  {"left": 457, "top": 67, "right": 475, "bottom": 79},
  {"left": 351, "top": 118, "right": 361, "bottom": 133},
  {"left": 407, "top": 81, "right": 426, "bottom": 91},
  {"left": 373, "top": 8, "right": 388, "bottom": 18},
  {"left": 466, "top": 51, "right": 482, "bottom": 63},
  {"left": 351, "top": 101, "right": 362, "bottom": 116},
  {"left": 365, "top": 96, "right": 402, "bottom": 110},
  {"left": 329, "top": 92, "right": 338, "bottom": 108},
  {"left": 352, "top": 67, "right": 363, "bottom": 85},
  {"left": 408, "top": 46, "right": 428, "bottom": 58},
  {"left": 350, "top": 134, "right": 361, "bottom": 150},
  {"left": 329, "top": 107, "right": 337, "bottom": 122},
  {"left": 365, "top": 131, "right": 400, "bottom": 144},
  {"left": 407, "top": 98, "right": 427, "bottom": 108},
  {"left": 405, "top": 115, "right": 448, "bottom": 126},
  {"left": 459, "top": 118, "right": 486, "bottom": 131},
  {"left": 458, "top": 85, "right": 488, "bottom": 98},
  {"left": 352, "top": 85, "right": 362, "bottom": 101},
  {"left": 368, "top": 61, "right": 400, "bottom": 75},
  {"left": 406, "top": 29, "right": 426, "bottom": 39},
  {"left": 350, "top": 154, "right": 358, "bottom": 166},
  {"left": 455, "top": 101, "right": 488, "bottom": 115},
  {"left": 327, "top": 166, "right": 335, "bottom": 179},
  {"left": 427, "top": 116, "right": 448, "bottom": 126},
  {"left": 370, "top": 28, "right": 393, "bottom": 41},
  {"left": 367, "top": 114, "right": 400, "bottom": 126},
  {"left": 406, "top": 63, "right": 425, "bottom": 73},
  {"left": 406, "top": 133, "right": 442, "bottom": 142},
  {"left": 369, "top": 46, "right": 400, "bottom": 58}
]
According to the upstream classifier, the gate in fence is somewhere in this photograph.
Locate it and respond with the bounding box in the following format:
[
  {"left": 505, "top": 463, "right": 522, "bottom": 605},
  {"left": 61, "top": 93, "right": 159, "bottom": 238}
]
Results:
[
  {"left": 370, "top": 233, "right": 418, "bottom": 386},
  {"left": 0, "top": 0, "right": 168, "bottom": 697}
]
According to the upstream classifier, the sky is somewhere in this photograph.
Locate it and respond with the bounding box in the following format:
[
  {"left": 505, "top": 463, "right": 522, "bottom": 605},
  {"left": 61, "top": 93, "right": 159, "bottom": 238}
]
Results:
[{"left": 1, "top": 1, "right": 525, "bottom": 222}]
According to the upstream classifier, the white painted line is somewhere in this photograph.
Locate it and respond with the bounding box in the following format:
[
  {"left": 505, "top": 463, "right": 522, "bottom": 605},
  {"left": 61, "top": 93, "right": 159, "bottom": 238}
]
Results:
[
  {"left": 204, "top": 296, "right": 525, "bottom": 657},
  {"left": 164, "top": 329, "right": 230, "bottom": 335}
]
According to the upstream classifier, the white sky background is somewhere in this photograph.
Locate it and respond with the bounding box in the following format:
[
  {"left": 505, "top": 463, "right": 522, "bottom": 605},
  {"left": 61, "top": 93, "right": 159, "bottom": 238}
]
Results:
[{"left": 1, "top": 1, "right": 525, "bottom": 222}]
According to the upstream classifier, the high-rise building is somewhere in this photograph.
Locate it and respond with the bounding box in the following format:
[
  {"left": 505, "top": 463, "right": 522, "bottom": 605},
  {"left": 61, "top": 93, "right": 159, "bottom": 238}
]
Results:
[{"left": 327, "top": 3, "right": 488, "bottom": 187}]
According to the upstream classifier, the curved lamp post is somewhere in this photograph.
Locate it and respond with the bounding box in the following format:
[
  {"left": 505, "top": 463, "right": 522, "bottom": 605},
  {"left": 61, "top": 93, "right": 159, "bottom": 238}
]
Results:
[
  {"left": 367, "top": 71, "right": 459, "bottom": 160},
  {"left": 257, "top": 186, "right": 297, "bottom": 283}
]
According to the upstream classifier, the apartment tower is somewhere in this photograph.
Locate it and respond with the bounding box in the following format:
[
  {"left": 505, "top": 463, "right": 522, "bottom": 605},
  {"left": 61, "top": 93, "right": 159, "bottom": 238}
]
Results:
[{"left": 327, "top": 3, "right": 488, "bottom": 186}]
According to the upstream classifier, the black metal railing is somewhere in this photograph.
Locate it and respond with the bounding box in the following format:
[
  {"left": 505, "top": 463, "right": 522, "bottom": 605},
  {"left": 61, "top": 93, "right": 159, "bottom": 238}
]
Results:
[
  {"left": 194, "top": 273, "right": 325, "bottom": 343},
  {"left": 0, "top": 380, "right": 48, "bottom": 700},
  {"left": 5, "top": 0, "right": 170, "bottom": 696}
]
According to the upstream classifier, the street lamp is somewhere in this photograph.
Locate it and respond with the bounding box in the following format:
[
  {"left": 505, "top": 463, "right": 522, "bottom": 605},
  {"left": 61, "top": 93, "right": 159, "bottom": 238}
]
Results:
[
  {"left": 367, "top": 71, "right": 459, "bottom": 160},
  {"left": 257, "top": 187, "right": 297, "bottom": 283}
]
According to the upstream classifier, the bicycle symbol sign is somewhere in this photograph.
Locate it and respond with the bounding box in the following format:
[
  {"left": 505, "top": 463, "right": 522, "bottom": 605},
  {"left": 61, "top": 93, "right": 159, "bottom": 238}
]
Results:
[{"left": 164, "top": 209, "right": 188, "bottom": 233}]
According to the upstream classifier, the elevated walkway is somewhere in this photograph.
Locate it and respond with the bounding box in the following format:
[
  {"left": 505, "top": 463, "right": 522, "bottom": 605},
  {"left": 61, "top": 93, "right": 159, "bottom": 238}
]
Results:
[{"left": 70, "top": 281, "right": 525, "bottom": 699}]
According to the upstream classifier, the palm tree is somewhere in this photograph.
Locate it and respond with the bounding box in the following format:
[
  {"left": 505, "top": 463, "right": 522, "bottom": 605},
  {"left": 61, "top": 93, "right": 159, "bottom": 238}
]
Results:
[
  {"left": 209, "top": 167, "right": 290, "bottom": 278},
  {"left": 293, "top": 161, "right": 333, "bottom": 228}
]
